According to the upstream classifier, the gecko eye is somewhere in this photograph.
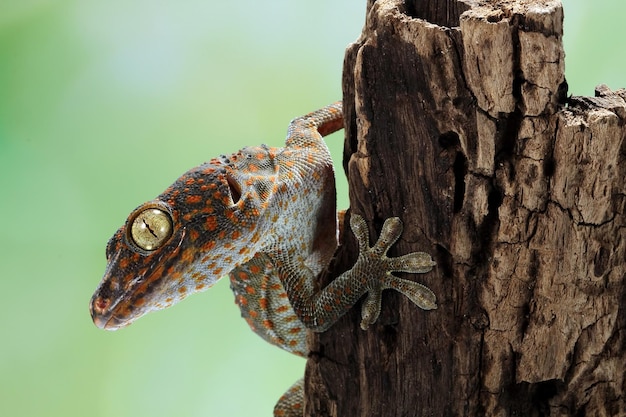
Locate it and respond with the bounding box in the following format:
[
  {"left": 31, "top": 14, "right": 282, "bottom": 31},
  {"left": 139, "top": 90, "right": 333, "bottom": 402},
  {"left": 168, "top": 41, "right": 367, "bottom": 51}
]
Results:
[{"left": 129, "top": 208, "right": 173, "bottom": 251}]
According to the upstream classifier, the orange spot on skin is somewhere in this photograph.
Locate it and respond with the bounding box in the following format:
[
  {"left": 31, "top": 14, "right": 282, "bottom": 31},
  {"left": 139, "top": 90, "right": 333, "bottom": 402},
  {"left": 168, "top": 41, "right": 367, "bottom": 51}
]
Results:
[
  {"left": 206, "top": 216, "right": 218, "bottom": 231},
  {"left": 186, "top": 195, "right": 202, "bottom": 204},
  {"left": 202, "top": 240, "right": 216, "bottom": 251},
  {"left": 180, "top": 249, "right": 194, "bottom": 264},
  {"left": 191, "top": 272, "right": 204, "bottom": 279}
]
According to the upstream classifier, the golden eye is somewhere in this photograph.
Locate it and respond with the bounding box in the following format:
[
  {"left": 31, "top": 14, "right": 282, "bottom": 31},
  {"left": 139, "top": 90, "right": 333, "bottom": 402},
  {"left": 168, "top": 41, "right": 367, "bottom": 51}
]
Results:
[{"left": 129, "top": 208, "right": 173, "bottom": 251}]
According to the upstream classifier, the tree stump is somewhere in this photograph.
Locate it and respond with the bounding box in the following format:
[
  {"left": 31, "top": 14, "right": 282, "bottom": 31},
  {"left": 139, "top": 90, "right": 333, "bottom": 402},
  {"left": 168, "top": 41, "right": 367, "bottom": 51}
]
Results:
[{"left": 305, "top": 1, "right": 626, "bottom": 416}]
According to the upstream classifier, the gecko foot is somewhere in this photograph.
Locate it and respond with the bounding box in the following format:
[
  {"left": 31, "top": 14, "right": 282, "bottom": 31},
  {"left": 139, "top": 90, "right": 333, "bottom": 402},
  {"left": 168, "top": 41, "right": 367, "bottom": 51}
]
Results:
[
  {"left": 349, "top": 214, "right": 437, "bottom": 330},
  {"left": 273, "top": 378, "right": 303, "bottom": 417}
]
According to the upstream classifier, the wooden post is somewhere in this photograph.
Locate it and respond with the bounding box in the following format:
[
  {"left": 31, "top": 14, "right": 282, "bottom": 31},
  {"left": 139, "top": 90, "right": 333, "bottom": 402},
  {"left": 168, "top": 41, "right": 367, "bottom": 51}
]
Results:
[{"left": 305, "top": 1, "right": 626, "bottom": 415}]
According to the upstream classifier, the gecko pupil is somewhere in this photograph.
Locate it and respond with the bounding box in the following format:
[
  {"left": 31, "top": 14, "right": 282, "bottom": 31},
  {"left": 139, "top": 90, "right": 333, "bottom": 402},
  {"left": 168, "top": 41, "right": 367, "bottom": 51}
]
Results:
[{"left": 129, "top": 208, "right": 173, "bottom": 251}]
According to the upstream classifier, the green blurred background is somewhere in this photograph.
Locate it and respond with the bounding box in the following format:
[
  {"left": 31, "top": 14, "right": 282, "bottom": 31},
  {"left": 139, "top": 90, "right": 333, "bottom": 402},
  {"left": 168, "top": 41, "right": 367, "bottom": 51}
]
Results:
[{"left": 0, "top": 1, "right": 623, "bottom": 416}]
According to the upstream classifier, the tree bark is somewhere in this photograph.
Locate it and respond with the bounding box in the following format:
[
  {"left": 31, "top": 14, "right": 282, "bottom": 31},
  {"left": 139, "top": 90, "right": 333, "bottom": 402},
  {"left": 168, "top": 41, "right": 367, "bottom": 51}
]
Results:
[{"left": 305, "top": 0, "right": 626, "bottom": 416}]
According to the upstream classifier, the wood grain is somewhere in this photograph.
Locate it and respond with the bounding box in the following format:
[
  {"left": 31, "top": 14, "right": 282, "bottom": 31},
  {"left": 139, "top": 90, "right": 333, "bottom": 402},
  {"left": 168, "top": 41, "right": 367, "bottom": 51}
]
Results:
[{"left": 306, "top": 1, "right": 626, "bottom": 415}]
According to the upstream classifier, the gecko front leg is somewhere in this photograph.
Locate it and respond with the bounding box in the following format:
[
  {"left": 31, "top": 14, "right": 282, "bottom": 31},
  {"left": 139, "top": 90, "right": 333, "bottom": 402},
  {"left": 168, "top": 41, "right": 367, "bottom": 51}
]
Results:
[{"left": 271, "top": 213, "right": 436, "bottom": 334}]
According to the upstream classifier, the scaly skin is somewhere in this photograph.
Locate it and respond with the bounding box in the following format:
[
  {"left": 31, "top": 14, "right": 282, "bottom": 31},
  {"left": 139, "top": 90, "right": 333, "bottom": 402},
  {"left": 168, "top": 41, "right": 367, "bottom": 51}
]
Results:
[{"left": 90, "top": 102, "right": 437, "bottom": 416}]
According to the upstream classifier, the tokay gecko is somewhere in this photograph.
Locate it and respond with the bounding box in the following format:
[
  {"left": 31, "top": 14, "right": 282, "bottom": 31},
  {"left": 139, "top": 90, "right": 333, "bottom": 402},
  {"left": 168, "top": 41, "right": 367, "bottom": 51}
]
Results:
[{"left": 90, "top": 102, "right": 437, "bottom": 416}]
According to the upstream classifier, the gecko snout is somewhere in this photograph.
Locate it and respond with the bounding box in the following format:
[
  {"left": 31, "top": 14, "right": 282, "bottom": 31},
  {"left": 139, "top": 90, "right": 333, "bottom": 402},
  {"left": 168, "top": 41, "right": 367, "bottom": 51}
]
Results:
[{"left": 90, "top": 296, "right": 123, "bottom": 331}]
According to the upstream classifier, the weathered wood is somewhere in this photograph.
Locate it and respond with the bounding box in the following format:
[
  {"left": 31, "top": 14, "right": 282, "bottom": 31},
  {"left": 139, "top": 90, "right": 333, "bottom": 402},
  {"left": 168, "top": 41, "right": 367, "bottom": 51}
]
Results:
[{"left": 305, "top": 1, "right": 626, "bottom": 416}]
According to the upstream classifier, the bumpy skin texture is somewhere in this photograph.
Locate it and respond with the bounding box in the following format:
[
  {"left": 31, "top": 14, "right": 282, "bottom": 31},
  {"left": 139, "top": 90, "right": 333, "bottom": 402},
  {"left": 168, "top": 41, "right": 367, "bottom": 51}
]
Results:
[{"left": 90, "top": 102, "right": 437, "bottom": 416}]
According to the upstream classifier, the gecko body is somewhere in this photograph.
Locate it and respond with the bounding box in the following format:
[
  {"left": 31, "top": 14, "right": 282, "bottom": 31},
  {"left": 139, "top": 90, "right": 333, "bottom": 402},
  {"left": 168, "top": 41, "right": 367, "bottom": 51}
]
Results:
[{"left": 90, "top": 102, "right": 436, "bottom": 416}]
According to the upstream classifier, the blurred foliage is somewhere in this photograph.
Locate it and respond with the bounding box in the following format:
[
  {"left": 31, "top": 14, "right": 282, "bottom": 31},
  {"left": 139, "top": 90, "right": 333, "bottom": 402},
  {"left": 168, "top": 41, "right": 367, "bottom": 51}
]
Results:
[{"left": 0, "top": 1, "right": 623, "bottom": 416}]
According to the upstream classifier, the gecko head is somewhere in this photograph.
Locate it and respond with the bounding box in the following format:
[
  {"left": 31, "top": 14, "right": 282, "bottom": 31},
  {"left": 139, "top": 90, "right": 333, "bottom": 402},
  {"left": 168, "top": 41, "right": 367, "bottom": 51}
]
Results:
[
  {"left": 90, "top": 162, "right": 267, "bottom": 330},
  {"left": 89, "top": 199, "right": 190, "bottom": 330}
]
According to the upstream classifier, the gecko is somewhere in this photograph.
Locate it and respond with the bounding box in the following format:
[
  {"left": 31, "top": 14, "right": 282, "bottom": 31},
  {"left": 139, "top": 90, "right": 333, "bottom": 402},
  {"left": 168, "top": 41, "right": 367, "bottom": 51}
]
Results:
[{"left": 89, "top": 102, "right": 437, "bottom": 417}]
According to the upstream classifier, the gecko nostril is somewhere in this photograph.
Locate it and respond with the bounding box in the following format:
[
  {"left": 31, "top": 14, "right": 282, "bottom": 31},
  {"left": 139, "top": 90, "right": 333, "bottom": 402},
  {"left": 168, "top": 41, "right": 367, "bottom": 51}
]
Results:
[{"left": 92, "top": 297, "right": 110, "bottom": 314}]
